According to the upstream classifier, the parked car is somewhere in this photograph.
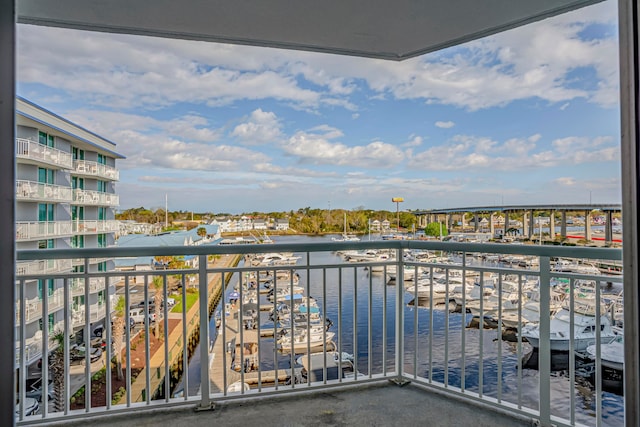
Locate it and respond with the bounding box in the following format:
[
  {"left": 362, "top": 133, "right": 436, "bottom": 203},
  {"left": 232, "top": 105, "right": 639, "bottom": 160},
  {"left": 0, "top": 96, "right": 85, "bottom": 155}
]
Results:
[{"left": 129, "top": 307, "right": 156, "bottom": 324}]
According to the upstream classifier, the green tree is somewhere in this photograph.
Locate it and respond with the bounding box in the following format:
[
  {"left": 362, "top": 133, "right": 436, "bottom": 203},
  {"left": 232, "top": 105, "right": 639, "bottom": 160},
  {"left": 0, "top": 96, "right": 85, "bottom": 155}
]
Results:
[
  {"left": 424, "top": 222, "right": 448, "bottom": 238},
  {"left": 197, "top": 227, "right": 207, "bottom": 239}
]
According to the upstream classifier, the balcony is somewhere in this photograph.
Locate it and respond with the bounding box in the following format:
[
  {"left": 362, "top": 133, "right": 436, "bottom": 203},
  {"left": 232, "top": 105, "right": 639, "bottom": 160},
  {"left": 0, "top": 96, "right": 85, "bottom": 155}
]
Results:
[
  {"left": 72, "top": 160, "right": 119, "bottom": 181},
  {"left": 16, "top": 138, "right": 73, "bottom": 170},
  {"left": 16, "top": 221, "right": 73, "bottom": 241},
  {"left": 16, "top": 180, "right": 73, "bottom": 203},
  {"left": 70, "top": 276, "right": 119, "bottom": 297},
  {"left": 15, "top": 289, "right": 65, "bottom": 324},
  {"left": 71, "top": 220, "right": 120, "bottom": 235},
  {"left": 72, "top": 189, "right": 119, "bottom": 206},
  {"left": 15, "top": 322, "right": 64, "bottom": 368},
  {"left": 16, "top": 259, "right": 72, "bottom": 276},
  {"left": 15, "top": 240, "right": 623, "bottom": 426}
]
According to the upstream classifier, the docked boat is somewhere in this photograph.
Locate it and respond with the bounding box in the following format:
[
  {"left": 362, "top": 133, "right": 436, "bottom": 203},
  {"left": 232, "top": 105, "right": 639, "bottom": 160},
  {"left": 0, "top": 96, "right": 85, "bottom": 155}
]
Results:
[
  {"left": 522, "top": 308, "right": 617, "bottom": 351},
  {"left": 586, "top": 328, "right": 624, "bottom": 371},
  {"left": 277, "top": 330, "right": 335, "bottom": 354}
]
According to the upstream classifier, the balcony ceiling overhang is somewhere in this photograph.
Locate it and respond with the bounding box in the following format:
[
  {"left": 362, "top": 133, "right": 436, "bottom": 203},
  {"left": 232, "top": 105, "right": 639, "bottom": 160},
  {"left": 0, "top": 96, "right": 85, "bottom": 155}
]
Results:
[{"left": 17, "top": 0, "right": 603, "bottom": 60}]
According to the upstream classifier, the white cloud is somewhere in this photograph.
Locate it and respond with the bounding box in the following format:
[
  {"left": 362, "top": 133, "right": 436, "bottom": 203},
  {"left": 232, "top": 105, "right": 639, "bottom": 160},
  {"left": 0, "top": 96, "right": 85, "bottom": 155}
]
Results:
[
  {"left": 282, "top": 127, "right": 404, "bottom": 168},
  {"left": 231, "top": 109, "right": 282, "bottom": 145},
  {"left": 435, "top": 121, "right": 455, "bottom": 129}
]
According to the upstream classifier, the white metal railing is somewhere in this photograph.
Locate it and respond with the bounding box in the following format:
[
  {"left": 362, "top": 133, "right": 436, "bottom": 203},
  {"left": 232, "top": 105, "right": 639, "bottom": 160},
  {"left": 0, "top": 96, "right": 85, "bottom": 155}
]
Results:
[
  {"left": 72, "top": 160, "right": 119, "bottom": 181},
  {"left": 16, "top": 180, "right": 73, "bottom": 203},
  {"left": 16, "top": 221, "right": 73, "bottom": 241},
  {"left": 16, "top": 138, "right": 73, "bottom": 169},
  {"left": 16, "top": 259, "right": 72, "bottom": 276},
  {"left": 71, "top": 220, "right": 120, "bottom": 235},
  {"left": 16, "top": 289, "right": 65, "bottom": 324},
  {"left": 15, "top": 321, "right": 64, "bottom": 368},
  {"left": 14, "top": 241, "right": 623, "bottom": 426},
  {"left": 72, "top": 189, "right": 119, "bottom": 206}
]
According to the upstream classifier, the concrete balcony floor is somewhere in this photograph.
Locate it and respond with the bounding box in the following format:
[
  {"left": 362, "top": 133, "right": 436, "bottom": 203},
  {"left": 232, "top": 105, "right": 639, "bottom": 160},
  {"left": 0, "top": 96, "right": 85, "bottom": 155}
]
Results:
[{"left": 54, "top": 382, "right": 533, "bottom": 427}]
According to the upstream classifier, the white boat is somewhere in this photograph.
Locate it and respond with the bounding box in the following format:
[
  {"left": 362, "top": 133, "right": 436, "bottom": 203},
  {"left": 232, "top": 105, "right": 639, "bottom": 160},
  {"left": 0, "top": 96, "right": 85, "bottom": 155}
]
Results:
[
  {"left": 522, "top": 308, "right": 617, "bottom": 351},
  {"left": 226, "top": 381, "right": 251, "bottom": 393},
  {"left": 251, "top": 253, "right": 301, "bottom": 266},
  {"left": 586, "top": 330, "right": 624, "bottom": 371},
  {"left": 332, "top": 213, "right": 360, "bottom": 242},
  {"left": 277, "top": 330, "right": 335, "bottom": 353}
]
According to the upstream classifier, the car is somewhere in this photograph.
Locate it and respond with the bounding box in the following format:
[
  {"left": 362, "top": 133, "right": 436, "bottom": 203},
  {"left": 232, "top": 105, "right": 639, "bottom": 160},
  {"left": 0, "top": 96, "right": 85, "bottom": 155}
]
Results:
[
  {"left": 24, "top": 377, "right": 54, "bottom": 402},
  {"left": 15, "top": 397, "right": 39, "bottom": 416}
]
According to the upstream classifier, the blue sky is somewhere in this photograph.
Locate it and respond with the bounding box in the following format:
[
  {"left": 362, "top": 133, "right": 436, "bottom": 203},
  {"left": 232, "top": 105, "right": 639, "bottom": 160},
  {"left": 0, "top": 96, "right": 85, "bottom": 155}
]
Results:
[{"left": 17, "top": 1, "right": 621, "bottom": 214}]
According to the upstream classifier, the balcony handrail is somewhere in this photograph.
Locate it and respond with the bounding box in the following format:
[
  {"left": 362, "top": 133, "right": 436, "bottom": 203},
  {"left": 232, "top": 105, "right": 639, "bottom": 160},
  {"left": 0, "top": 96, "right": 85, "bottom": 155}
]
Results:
[
  {"left": 72, "top": 159, "right": 119, "bottom": 181},
  {"left": 15, "top": 138, "right": 73, "bottom": 169},
  {"left": 15, "top": 240, "right": 623, "bottom": 262},
  {"left": 16, "top": 180, "right": 73, "bottom": 202}
]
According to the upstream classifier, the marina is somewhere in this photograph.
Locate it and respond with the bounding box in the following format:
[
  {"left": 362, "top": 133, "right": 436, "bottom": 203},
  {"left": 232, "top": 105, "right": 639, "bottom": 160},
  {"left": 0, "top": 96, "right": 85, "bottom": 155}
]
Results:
[{"left": 167, "top": 234, "right": 626, "bottom": 426}]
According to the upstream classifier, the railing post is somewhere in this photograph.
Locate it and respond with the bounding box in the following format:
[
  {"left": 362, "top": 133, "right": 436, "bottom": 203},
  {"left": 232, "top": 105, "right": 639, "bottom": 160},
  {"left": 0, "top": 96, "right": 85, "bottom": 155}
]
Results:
[
  {"left": 392, "top": 247, "right": 408, "bottom": 385},
  {"left": 197, "top": 254, "right": 214, "bottom": 410},
  {"left": 538, "top": 256, "right": 551, "bottom": 426}
]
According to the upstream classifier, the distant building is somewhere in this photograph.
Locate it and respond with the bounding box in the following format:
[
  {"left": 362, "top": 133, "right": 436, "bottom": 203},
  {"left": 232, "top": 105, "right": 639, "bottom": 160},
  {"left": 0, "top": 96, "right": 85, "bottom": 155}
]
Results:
[
  {"left": 253, "top": 219, "right": 267, "bottom": 230},
  {"left": 275, "top": 218, "right": 290, "bottom": 231},
  {"left": 381, "top": 219, "right": 391, "bottom": 231}
]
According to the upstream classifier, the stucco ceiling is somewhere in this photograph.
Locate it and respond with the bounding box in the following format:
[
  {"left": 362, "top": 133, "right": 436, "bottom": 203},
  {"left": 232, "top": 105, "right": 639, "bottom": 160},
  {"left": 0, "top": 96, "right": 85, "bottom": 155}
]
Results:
[{"left": 18, "top": 0, "right": 603, "bottom": 60}]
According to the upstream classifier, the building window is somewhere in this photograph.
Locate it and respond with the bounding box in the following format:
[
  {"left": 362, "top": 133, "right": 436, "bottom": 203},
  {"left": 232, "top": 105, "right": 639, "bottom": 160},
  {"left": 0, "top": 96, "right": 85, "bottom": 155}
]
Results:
[
  {"left": 38, "top": 203, "right": 54, "bottom": 222},
  {"left": 72, "top": 147, "right": 84, "bottom": 161},
  {"left": 98, "top": 290, "right": 105, "bottom": 305},
  {"left": 97, "top": 154, "right": 107, "bottom": 165},
  {"left": 70, "top": 235, "right": 84, "bottom": 249},
  {"left": 38, "top": 239, "right": 54, "bottom": 250},
  {"left": 97, "top": 180, "right": 106, "bottom": 193},
  {"left": 37, "top": 279, "right": 55, "bottom": 299},
  {"left": 72, "top": 265, "right": 84, "bottom": 273},
  {"left": 72, "top": 176, "right": 84, "bottom": 190},
  {"left": 71, "top": 205, "right": 84, "bottom": 221},
  {"left": 38, "top": 314, "right": 55, "bottom": 334},
  {"left": 72, "top": 295, "right": 84, "bottom": 311},
  {"left": 38, "top": 131, "right": 54, "bottom": 147},
  {"left": 98, "top": 207, "right": 106, "bottom": 221},
  {"left": 98, "top": 261, "right": 107, "bottom": 272},
  {"left": 97, "top": 233, "right": 107, "bottom": 248},
  {"left": 38, "top": 167, "right": 54, "bottom": 184}
]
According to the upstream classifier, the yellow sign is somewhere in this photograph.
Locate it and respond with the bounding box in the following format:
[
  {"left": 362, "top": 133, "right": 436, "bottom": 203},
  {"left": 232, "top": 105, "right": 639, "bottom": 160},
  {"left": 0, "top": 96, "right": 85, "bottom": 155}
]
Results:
[{"left": 391, "top": 197, "right": 404, "bottom": 203}]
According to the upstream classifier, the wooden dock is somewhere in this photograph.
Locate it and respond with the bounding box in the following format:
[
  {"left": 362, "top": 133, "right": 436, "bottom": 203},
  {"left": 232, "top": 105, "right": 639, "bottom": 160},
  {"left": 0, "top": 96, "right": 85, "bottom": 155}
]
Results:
[{"left": 209, "top": 305, "right": 297, "bottom": 392}]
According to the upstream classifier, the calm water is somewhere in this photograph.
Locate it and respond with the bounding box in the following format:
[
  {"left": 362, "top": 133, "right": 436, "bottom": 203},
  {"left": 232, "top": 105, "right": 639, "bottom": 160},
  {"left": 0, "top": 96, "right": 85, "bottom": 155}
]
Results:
[{"left": 184, "top": 234, "right": 624, "bottom": 426}]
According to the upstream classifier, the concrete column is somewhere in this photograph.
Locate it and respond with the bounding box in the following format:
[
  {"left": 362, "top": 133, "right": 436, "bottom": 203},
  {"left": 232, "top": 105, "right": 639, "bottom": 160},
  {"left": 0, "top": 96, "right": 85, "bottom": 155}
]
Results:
[
  {"left": 529, "top": 210, "right": 535, "bottom": 239},
  {"left": 605, "top": 210, "right": 613, "bottom": 244},
  {"left": 0, "top": 1, "right": 15, "bottom": 424},
  {"left": 490, "top": 213, "right": 495, "bottom": 237},
  {"left": 523, "top": 211, "right": 529, "bottom": 237},
  {"left": 585, "top": 210, "right": 592, "bottom": 241},
  {"left": 461, "top": 213, "right": 466, "bottom": 230},
  {"left": 503, "top": 210, "right": 509, "bottom": 237},
  {"left": 619, "top": 2, "right": 640, "bottom": 423},
  {"left": 549, "top": 210, "right": 556, "bottom": 240},
  {"left": 561, "top": 211, "right": 567, "bottom": 239},
  {"left": 474, "top": 213, "right": 479, "bottom": 232}
]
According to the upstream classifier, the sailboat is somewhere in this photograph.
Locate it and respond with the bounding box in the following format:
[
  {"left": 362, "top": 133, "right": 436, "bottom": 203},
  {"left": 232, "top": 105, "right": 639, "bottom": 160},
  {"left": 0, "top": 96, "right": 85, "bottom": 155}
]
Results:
[{"left": 332, "top": 213, "right": 360, "bottom": 242}]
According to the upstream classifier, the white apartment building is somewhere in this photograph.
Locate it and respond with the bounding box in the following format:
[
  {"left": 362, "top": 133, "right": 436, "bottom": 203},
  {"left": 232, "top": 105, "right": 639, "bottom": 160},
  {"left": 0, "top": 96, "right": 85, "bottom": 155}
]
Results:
[{"left": 15, "top": 97, "right": 124, "bottom": 368}]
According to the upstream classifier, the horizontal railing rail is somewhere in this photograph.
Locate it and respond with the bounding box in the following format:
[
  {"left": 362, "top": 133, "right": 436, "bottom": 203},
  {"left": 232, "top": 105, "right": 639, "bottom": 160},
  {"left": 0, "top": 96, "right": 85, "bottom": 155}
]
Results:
[{"left": 14, "top": 241, "right": 623, "bottom": 426}]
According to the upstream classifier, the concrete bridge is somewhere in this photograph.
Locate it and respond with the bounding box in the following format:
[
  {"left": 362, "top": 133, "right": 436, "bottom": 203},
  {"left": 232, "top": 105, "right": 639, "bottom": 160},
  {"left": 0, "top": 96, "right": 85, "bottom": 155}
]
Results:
[{"left": 414, "top": 204, "right": 622, "bottom": 244}]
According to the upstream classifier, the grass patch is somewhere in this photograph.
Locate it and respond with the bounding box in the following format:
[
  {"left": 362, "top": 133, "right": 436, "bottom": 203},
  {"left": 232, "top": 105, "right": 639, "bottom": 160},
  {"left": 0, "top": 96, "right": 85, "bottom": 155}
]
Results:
[{"left": 171, "top": 290, "right": 199, "bottom": 313}]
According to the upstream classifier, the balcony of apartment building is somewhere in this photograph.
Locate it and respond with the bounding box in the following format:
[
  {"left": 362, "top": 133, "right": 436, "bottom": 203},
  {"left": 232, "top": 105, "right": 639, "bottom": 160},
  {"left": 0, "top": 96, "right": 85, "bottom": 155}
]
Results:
[
  {"left": 16, "top": 259, "right": 72, "bottom": 276},
  {"left": 69, "top": 277, "right": 119, "bottom": 297},
  {"left": 16, "top": 221, "right": 73, "bottom": 242},
  {"left": 16, "top": 180, "right": 73, "bottom": 204},
  {"left": 71, "top": 189, "right": 119, "bottom": 207},
  {"left": 71, "top": 160, "right": 119, "bottom": 181},
  {"left": 71, "top": 220, "right": 121, "bottom": 235},
  {"left": 14, "top": 240, "right": 624, "bottom": 427},
  {"left": 16, "top": 138, "right": 73, "bottom": 170}
]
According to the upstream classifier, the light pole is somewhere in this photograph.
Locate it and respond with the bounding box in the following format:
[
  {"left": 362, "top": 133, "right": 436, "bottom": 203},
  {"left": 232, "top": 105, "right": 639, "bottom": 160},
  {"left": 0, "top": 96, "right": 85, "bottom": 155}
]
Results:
[{"left": 392, "top": 197, "right": 404, "bottom": 233}]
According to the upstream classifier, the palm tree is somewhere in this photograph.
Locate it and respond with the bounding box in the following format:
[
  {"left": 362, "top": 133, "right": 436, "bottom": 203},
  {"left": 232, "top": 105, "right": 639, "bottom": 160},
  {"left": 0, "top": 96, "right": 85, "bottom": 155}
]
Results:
[
  {"left": 112, "top": 296, "right": 125, "bottom": 381},
  {"left": 196, "top": 226, "right": 207, "bottom": 240},
  {"left": 152, "top": 276, "right": 163, "bottom": 339},
  {"left": 49, "top": 330, "right": 66, "bottom": 412}
]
